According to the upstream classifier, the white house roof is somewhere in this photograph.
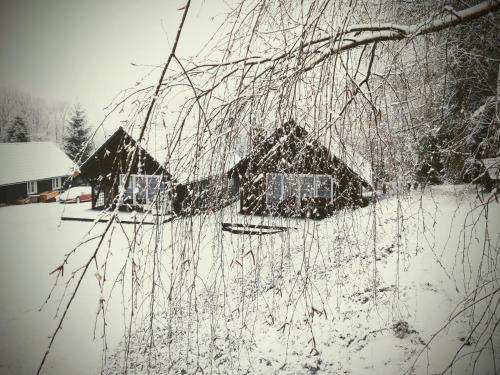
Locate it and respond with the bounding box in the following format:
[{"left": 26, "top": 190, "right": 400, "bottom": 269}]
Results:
[
  {"left": 0, "top": 142, "right": 75, "bottom": 186},
  {"left": 482, "top": 156, "right": 500, "bottom": 181}
]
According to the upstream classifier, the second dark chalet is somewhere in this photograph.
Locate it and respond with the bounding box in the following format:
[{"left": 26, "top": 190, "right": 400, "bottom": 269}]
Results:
[{"left": 228, "top": 120, "right": 372, "bottom": 219}]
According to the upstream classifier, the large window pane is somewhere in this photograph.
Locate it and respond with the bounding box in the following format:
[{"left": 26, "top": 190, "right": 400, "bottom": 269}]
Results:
[
  {"left": 135, "top": 176, "right": 147, "bottom": 204},
  {"left": 273, "top": 174, "right": 282, "bottom": 200},
  {"left": 266, "top": 173, "right": 282, "bottom": 204},
  {"left": 266, "top": 174, "right": 274, "bottom": 203},
  {"left": 147, "top": 176, "right": 161, "bottom": 204},
  {"left": 316, "top": 175, "right": 331, "bottom": 199},
  {"left": 300, "top": 176, "right": 314, "bottom": 198},
  {"left": 120, "top": 174, "right": 134, "bottom": 202},
  {"left": 283, "top": 174, "right": 299, "bottom": 199}
]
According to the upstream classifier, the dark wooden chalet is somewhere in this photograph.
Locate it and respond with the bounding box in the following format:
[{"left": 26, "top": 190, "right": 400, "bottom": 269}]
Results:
[
  {"left": 228, "top": 120, "right": 371, "bottom": 219},
  {"left": 79, "top": 127, "right": 170, "bottom": 211},
  {"left": 0, "top": 142, "right": 74, "bottom": 205}
]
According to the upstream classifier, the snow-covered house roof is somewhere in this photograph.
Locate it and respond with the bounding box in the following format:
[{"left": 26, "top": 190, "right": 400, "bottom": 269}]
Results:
[
  {"left": 0, "top": 142, "right": 75, "bottom": 186},
  {"left": 482, "top": 156, "right": 500, "bottom": 180}
]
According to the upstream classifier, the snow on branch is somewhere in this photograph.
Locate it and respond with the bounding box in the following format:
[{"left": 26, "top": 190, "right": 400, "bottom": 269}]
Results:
[
  {"left": 303, "top": 0, "right": 500, "bottom": 71},
  {"left": 191, "top": 0, "right": 500, "bottom": 73},
  {"left": 349, "top": 0, "right": 500, "bottom": 36}
]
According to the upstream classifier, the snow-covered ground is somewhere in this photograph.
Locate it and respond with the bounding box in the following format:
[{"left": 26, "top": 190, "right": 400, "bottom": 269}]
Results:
[
  {"left": 0, "top": 202, "right": 98, "bottom": 374},
  {"left": 0, "top": 185, "right": 499, "bottom": 374},
  {"left": 0, "top": 202, "right": 130, "bottom": 375}
]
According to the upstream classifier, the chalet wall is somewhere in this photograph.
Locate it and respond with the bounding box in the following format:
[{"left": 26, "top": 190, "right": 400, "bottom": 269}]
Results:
[
  {"left": 0, "top": 177, "right": 61, "bottom": 204},
  {"left": 38, "top": 178, "right": 52, "bottom": 193},
  {"left": 230, "top": 123, "right": 366, "bottom": 218},
  {"left": 0, "top": 183, "right": 26, "bottom": 204}
]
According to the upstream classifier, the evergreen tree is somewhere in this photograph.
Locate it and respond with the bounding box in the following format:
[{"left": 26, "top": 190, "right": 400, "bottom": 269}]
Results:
[
  {"left": 6, "top": 116, "right": 30, "bottom": 142},
  {"left": 63, "top": 107, "right": 93, "bottom": 163}
]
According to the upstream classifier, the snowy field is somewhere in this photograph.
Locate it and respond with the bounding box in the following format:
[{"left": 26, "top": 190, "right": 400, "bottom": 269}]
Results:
[
  {"left": 0, "top": 202, "right": 120, "bottom": 375},
  {"left": 0, "top": 185, "right": 499, "bottom": 374}
]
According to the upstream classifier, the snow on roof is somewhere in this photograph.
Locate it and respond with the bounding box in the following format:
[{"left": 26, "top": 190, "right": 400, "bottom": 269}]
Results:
[
  {"left": 0, "top": 142, "right": 75, "bottom": 186},
  {"left": 482, "top": 156, "right": 500, "bottom": 180}
]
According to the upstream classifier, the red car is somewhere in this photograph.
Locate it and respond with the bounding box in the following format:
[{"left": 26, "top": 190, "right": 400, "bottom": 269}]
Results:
[{"left": 59, "top": 186, "right": 92, "bottom": 203}]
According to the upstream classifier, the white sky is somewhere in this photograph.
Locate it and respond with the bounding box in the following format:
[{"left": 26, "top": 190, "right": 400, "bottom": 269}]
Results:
[{"left": 0, "top": 0, "right": 227, "bottom": 129}]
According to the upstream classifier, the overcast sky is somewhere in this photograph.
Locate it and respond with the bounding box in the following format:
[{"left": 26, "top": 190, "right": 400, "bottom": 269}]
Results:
[{"left": 0, "top": 0, "right": 227, "bottom": 129}]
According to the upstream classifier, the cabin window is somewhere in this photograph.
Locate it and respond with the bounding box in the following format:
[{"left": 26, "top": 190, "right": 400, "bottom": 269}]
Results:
[
  {"left": 135, "top": 176, "right": 147, "bottom": 204},
  {"left": 52, "top": 177, "right": 62, "bottom": 190},
  {"left": 300, "top": 176, "right": 315, "bottom": 198},
  {"left": 316, "top": 175, "right": 332, "bottom": 199},
  {"left": 147, "top": 176, "right": 162, "bottom": 201},
  {"left": 283, "top": 175, "right": 298, "bottom": 199},
  {"left": 122, "top": 175, "right": 134, "bottom": 202},
  {"left": 27, "top": 180, "right": 38, "bottom": 195},
  {"left": 266, "top": 173, "right": 334, "bottom": 208},
  {"left": 120, "top": 174, "right": 166, "bottom": 207},
  {"left": 266, "top": 173, "right": 282, "bottom": 204},
  {"left": 273, "top": 175, "right": 282, "bottom": 199}
]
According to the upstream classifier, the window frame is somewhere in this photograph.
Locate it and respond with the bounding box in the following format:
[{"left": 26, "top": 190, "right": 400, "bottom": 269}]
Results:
[
  {"left": 147, "top": 175, "right": 162, "bottom": 203},
  {"left": 52, "top": 177, "right": 62, "bottom": 190},
  {"left": 314, "top": 174, "right": 334, "bottom": 201},
  {"left": 265, "top": 173, "right": 334, "bottom": 209},
  {"left": 120, "top": 174, "right": 165, "bottom": 206},
  {"left": 299, "top": 175, "right": 315, "bottom": 199},
  {"left": 27, "top": 180, "right": 38, "bottom": 195},
  {"left": 134, "top": 175, "right": 148, "bottom": 205},
  {"left": 265, "top": 173, "right": 283, "bottom": 206}
]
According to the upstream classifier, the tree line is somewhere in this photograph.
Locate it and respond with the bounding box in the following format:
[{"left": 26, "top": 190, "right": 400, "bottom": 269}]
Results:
[{"left": 0, "top": 88, "right": 94, "bottom": 163}]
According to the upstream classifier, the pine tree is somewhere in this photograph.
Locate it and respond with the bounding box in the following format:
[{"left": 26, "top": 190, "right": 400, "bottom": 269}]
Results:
[
  {"left": 63, "top": 107, "right": 93, "bottom": 163},
  {"left": 6, "top": 116, "right": 30, "bottom": 142}
]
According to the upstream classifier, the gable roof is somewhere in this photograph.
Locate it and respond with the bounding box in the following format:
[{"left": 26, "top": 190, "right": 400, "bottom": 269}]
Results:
[
  {"left": 79, "top": 126, "right": 169, "bottom": 179},
  {"left": 0, "top": 142, "right": 75, "bottom": 186},
  {"left": 230, "top": 120, "right": 372, "bottom": 187}
]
